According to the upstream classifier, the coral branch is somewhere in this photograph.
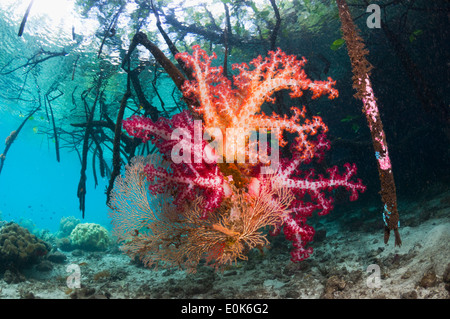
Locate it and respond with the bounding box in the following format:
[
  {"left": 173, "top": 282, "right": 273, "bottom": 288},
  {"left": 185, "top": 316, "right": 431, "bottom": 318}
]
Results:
[
  {"left": 260, "top": 158, "right": 366, "bottom": 262},
  {"left": 176, "top": 45, "right": 338, "bottom": 162},
  {"left": 109, "top": 160, "right": 293, "bottom": 272},
  {"left": 123, "top": 110, "right": 227, "bottom": 217}
]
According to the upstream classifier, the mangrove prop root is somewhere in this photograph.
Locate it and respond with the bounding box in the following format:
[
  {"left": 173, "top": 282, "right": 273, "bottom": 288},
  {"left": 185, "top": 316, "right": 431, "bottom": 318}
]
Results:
[
  {"left": 336, "top": 0, "right": 401, "bottom": 246},
  {"left": 18, "top": 0, "right": 34, "bottom": 37},
  {"left": 106, "top": 89, "right": 131, "bottom": 204},
  {"left": 0, "top": 106, "right": 40, "bottom": 176}
]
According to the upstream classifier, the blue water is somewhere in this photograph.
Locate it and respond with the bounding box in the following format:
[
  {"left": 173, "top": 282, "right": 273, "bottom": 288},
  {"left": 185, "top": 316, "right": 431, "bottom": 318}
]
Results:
[
  {"left": 0, "top": 114, "right": 110, "bottom": 233},
  {"left": 0, "top": 0, "right": 448, "bottom": 302},
  {"left": 0, "top": 0, "right": 110, "bottom": 233}
]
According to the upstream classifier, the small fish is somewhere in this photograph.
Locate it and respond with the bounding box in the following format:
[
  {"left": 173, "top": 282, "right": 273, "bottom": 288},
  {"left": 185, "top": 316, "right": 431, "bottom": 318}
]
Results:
[{"left": 33, "top": 127, "right": 38, "bottom": 134}]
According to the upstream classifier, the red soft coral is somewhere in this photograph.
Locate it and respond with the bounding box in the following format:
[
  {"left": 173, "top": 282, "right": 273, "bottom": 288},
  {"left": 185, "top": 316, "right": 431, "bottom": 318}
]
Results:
[
  {"left": 123, "top": 110, "right": 227, "bottom": 218},
  {"left": 254, "top": 152, "right": 366, "bottom": 262},
  {"left": 122, "top": 46, "right": 366, "bottom": 264}
]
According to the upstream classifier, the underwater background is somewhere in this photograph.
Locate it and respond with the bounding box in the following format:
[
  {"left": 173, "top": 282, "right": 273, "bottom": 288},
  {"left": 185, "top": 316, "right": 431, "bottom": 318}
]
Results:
[{"left": 0, "top": 0, "right": 448, "bottom": 300}]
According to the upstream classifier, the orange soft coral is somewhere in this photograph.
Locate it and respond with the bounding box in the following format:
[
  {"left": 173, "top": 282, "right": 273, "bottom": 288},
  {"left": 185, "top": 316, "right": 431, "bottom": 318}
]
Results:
[{"left": 175, "top": 46, "right": 338, "bottom": 162}]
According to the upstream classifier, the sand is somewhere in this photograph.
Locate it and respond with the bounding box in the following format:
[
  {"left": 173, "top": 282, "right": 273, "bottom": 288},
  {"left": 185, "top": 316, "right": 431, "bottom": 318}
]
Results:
[{"left": 0, "top": 188, "right": 449, "bottom": 300}]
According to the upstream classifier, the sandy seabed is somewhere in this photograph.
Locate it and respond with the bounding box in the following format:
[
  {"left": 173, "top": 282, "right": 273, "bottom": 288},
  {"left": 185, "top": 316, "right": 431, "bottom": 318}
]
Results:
[{"left": 1, "top": 188, "right": 449, "bottom": 300}]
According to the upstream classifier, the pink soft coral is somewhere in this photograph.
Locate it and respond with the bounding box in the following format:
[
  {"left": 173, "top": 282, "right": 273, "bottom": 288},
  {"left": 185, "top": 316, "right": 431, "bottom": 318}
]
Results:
[
  {"left": 251, "top": 144, "right": 366, "bottom": 262},
  {"left": 123, "top": 110, "right": 227, "bottom": 217},
  {"left": 122, "top": 46, "right": 366, "bottom": 264}
]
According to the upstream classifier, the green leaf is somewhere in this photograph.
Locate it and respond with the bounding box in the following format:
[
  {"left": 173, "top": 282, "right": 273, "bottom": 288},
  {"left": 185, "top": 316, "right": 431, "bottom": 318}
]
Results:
[
  {"left": 330, "top": 38, "right": 345, "bottom": 51},
  {"left": 409, "top": 29, "right": 423, "bottom": 43}
]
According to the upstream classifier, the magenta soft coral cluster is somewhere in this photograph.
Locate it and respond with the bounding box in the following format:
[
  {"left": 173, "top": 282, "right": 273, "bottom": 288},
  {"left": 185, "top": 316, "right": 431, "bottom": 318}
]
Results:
[
  {"left": 270, "top": 158, "right": 366, "bottom": 261},
  {"left": 123, "top": 110, "right": 226, "bottom": 217},
  {"left": 244, "top": 133, "right": 366, "bottom": 262},
  {"left": 122, "top": 46, "right": 367, "bottom": 263}
]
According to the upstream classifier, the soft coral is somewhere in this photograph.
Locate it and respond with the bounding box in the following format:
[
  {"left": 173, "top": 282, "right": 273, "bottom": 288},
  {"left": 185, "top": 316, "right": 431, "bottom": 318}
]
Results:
[{"left": 123, "top": 110, "right": 227, "bottom": 218}]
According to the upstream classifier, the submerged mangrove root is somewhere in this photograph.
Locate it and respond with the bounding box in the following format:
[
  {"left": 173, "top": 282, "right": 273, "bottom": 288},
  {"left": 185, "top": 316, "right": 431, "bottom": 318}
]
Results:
[
  {"left": 77, "top": 85, "right": 101, "bottom": 218},
  {"left": 123, "top": 32, "right": 186, "bottom": 93},
  {"left": 106, "top": 88, "right": 131, "bottom": 203},
  {"left": 18, "top": 0, "right": 34, "bottom": 37},
  {"left": 0, "top": 106, "right": 40, "bottom": 176},
  {"left": 336, "top": 0, "right": 401, "bottom": 246}
]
